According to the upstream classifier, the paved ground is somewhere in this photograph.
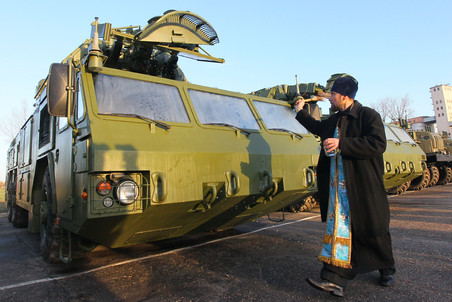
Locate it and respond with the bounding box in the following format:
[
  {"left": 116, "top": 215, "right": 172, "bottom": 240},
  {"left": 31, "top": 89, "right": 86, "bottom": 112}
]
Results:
[{"left": 0, "top": 184, "right": 451, "bottom": 302}]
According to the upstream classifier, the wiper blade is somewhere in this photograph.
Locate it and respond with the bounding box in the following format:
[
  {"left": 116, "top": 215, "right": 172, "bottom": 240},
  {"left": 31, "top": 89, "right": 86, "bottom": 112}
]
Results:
[
  {"left": 269, "top": 128, "right": 303, "bottom": 139},
  {"left": 206, "top": 122, "right": 251, "bottom": 136},
  {"left": 99, "top": 113, "right": 171, "bottom": 130}
]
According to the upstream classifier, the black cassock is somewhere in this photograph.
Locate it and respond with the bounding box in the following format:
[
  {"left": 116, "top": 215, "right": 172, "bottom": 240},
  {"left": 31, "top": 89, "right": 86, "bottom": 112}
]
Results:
[{"left": 296, "top": 101, "right": 395, "bottom": 272}]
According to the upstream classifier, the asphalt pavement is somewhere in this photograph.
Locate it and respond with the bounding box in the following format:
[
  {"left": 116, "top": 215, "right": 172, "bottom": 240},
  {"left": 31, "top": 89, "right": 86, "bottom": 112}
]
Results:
[{"left": 0, "top": 184, "right": 451, "bottom": 302}]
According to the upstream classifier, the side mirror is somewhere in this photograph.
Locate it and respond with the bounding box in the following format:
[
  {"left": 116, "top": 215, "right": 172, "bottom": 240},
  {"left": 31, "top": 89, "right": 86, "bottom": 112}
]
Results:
[{"left": 47, "top": 63, "right": 76, "bottom": 117}]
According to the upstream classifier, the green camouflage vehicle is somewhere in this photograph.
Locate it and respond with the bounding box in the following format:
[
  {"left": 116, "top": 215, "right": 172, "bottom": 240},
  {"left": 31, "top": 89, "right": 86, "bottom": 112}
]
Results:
[
  {"left": 407, "top": 130, "right": 452, "bottom": 186},
  {"left": 5, "top": 10, "right": 319, "bottom": 263}
]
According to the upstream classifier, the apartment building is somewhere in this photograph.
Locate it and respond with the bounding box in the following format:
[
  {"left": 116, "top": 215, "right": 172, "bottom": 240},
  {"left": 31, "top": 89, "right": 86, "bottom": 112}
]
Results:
[{"left": 430, "top": 84, "right": 452, "bottom": 137}]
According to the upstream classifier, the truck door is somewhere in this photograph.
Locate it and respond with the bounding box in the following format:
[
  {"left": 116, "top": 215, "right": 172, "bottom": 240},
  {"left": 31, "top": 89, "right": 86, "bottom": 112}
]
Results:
[{"left": 53, "top": 76, "right": 85, "bottom": 220}]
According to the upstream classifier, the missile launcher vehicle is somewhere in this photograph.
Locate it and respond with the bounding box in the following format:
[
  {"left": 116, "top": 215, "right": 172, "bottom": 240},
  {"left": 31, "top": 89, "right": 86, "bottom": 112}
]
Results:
[{"left": 5, "top": 10, "right": 320, "bottom": 263}]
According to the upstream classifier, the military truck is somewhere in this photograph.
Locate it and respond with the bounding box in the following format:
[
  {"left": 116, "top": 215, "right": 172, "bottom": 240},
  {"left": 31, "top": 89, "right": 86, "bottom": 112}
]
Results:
[
  {"left": 407, "top": 130, "right": 452, "bottom": 186},
  {"left": 5, "top": 11, "right": 320, "bottom": 263},
  {"left": 251, "top": 74, "right": 427, "bottom": 210}
]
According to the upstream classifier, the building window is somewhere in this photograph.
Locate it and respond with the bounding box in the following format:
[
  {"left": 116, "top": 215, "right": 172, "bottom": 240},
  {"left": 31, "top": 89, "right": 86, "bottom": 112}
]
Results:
[{"left": 442, "top": 113, "right": 444, "bottom": 116}]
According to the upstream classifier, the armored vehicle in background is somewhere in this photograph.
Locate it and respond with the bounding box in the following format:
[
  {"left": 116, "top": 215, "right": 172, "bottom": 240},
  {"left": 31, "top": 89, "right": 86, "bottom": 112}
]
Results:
[
  {"left": 444, "top": 138, "right": 452, "bottom": 154},
  {"left": 407, "top": 130, "right": 452, "bottom": 186},
  {"left": 383, "top": 124, "right": 426, "bottom": 194},
  {"left": 5, "top": 11, "right": 319, "bottom": 263}
]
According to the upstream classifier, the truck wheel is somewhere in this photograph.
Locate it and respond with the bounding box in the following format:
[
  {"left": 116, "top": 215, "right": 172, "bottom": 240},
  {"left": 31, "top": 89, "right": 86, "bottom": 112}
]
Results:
[
  {"left": 400, "top": 180, "right": 411, "bottom": 194},
  {"left": 7, "top": 177, "right": 14, "bottom": 222},
  {"left": 428, "top": 166, "right": 439, "bottom": 187},
  {"left": 388, "top": 180, "right": 411, "bottom": 195},
  {"left": 7, "top": 177, "right": 28, "bottom": 227},
  {"left": 437, "top": 166, "right": 452, "bottom": 185},
  {"left": 286, "top": 195, "right": 317, "bottom": 212},
  {"left": 40, "top": 168, "right": 61, "bottom": 263},
  {"left": 299, "top": 195, "right": 317, "bottom": 212},
  {"left": 7, "top": 200, "right": 12, "bottom": 222},
  {"left": 447, "top": 167, "right": 452, "bottom": 183},
  {"left": 437, "top": 167, "right": 448, "bottom": 185},
  {"left": 11, "top": 203, "right": 28, "bottom": 228},
  {"left": 287, "top": 202, "right": 302, "bottom": 212},
  {"left": 409, "top": 168, "right": 430, "bottom": 191}
]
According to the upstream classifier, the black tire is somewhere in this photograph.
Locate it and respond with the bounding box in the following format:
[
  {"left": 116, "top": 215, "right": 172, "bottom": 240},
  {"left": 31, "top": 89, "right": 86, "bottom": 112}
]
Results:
[
  {"left": 11, "top": 203, "right": 28, "bottom": 228},
  {"left": 7, "top": 190, "right": 13, "bottom": 223},
  {"left": 386, "top": 186, "right": 398, "bottom": 194},
  {"left": 287, "top": 203, "right": 302, "bottom": 212},
  {"left": 40, "top": 168, "right": 61, "bottom": 263},
  {"left": 409, "top": 168, "right": 431, "bottom": 191},
  {"left": 287, "top": 195, "right": 318, "bottom": 212},
  {"left": 6, "top": 175, "right": 27, "bottom": 227},
  {"left": 437, "top": 166, "right": 452, "bottom": 185},
  {"left": 428, "top": 166, "right": 439, "bottom": 187},
  {"left": 40, "top": 168, "right": 95, "bottom": 262},
  {"left": 299, "top": 195, "right": 317, "bottom": 212},
  {"left": 400, "top": 181, "right": 411, "bottom": 194},
  {"left": 387, "top": 180, "right": 411, "bottom": 195},
  {"left": 447, "top": 167, "right": 452, "bottom": 183},
  {"left": 7, "top": 200, "right": 13, "bottom": 223},
  {"left": 9, "top": 174, "right": 28, "bottom": 228}
]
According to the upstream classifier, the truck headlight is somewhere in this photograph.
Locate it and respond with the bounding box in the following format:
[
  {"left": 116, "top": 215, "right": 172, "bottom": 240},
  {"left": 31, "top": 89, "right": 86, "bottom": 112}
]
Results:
[
  {"left": 96, "top": 181, "right": 112, "bottom": 196},
  {"left": 103, "top": 197, "right": 114, "bottom": 208},
  {"left": 116, "top": 180, "right": 139, "bottom": 205}
]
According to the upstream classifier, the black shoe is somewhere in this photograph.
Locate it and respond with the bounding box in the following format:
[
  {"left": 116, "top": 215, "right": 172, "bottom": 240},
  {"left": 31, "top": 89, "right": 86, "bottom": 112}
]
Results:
[
  {"left": 379, "top": 274, "right": 395, "bottom": 286},
  {"left": 306, "top": 278, "right": 344, "bottom": 297}
]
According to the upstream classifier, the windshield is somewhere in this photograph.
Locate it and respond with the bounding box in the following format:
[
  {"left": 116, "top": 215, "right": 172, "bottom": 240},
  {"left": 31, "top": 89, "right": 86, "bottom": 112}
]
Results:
[
  {"left": 253, "top": 100, "right": 309, "bottom": 134},
  {"left": 188, "top": 89, "right": 260, "bottom": 130},
  {"left": 94, "top": 74, "right": 190, "bottom": 123},
  {"left": 384, "top": 126, "right": 400, "bottom": 142},
  {"left": 391, "top": 127, "right": 416, "bottom": 144}
]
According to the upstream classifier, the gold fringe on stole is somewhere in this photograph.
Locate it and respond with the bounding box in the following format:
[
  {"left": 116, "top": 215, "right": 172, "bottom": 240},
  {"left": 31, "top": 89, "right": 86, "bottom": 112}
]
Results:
[
  {"left": 319, "top": 232, "right": 353, "bottom": 269},
  {"left": 318, "top": 255, "right": 353, "bottom": 269}
]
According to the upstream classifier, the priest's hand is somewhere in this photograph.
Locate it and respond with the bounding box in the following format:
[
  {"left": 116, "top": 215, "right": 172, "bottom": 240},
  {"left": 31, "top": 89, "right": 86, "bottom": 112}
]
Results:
[
  {"left": 323, "top": 138, "right": 340, "bottom": 153},
  {"left": 294, "top": 97, "right": 305, "bottom": 113}
]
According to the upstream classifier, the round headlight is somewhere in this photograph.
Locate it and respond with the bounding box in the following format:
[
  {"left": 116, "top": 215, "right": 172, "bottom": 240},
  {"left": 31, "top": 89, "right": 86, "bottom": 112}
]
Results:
[{"left": 116, "top": 180, "right": 139, "bottom": 205}]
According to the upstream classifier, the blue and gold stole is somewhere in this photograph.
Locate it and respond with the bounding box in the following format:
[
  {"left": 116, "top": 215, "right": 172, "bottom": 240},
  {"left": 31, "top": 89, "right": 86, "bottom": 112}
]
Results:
[{"left": 318, "top": 127, "right": 352, "bottom": 269}]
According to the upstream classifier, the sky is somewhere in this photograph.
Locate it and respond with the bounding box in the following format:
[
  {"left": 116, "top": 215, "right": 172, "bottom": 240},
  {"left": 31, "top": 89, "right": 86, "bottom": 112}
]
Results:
[{"left": 0, "top": 0, "right": 451, "bottom": 180}]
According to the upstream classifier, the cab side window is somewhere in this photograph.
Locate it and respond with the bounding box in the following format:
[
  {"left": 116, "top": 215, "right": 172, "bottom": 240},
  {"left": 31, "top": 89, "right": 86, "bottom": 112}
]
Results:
[{"left": 76, "top": 79, "right": 85, "bottom": 122}]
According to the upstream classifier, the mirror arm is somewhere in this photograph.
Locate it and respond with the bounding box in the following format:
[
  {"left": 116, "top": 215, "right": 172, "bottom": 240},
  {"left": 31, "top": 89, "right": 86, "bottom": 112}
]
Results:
[{"left": 66, "top": 60, "right": 77, "bottom": 131}]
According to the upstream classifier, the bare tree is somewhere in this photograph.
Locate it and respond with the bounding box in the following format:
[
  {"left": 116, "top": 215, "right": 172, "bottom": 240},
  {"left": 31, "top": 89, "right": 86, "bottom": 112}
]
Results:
[
  {"left": 0, "top": 100, "right": 33, "bottom": 141},
  {"left": 387, "top": 94, "right": 413, "bottom": 123},
  {"left": 371, "top": 94, "right": 413, "bottom": 123},
  {"left": 370, "top": 97, "right": 391, "bottom": 123}
]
